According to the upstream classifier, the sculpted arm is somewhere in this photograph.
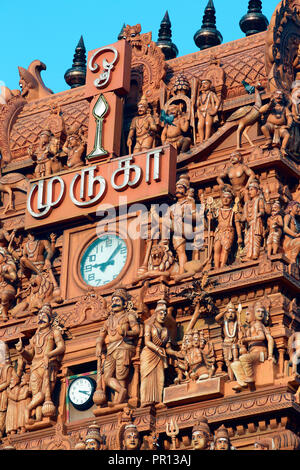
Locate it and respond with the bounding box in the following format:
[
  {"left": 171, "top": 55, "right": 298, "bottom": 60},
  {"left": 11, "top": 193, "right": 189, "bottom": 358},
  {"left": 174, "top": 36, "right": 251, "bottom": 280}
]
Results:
[
  {"left": 284, "top": 214, "right": 299, "bottom": 238},
  {"left": 0, "top": 367, "right": 12, "bottom": 391},
  {"left": 48, "top": 329, "right": 65, "bottom": 360},
  {"left": 96, "top": 324, "right": 107, "bottom": 357},
  {"left": 144, "top": 323, "right": 163, "bottom": 355}
]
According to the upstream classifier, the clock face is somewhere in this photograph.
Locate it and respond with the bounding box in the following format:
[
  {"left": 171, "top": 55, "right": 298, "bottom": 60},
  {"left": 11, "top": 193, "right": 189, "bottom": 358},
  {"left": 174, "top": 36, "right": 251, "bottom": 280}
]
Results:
[
  {"left": 80, "top": 233, "right": 128, "bottom": 287},
  {"left": 68, "top": 376, "right": 96, "bottom": 410}
]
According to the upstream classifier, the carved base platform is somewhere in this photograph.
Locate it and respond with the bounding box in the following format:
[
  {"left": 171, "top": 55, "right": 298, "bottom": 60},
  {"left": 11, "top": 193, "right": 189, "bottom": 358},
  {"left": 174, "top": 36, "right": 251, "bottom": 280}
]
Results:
[
  {"left": 163, "top": 376, "right": 226, "bottom": 407},
  {"left": 25, "top": 417, "right": 56, "bottom": 432}
]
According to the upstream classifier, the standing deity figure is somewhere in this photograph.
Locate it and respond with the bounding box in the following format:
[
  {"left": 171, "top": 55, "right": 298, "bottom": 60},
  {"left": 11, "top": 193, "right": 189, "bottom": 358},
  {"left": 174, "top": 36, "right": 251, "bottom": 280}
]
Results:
[
  {"left": 0, "top": 342, "right": 16, "bottom": 437},
  {"left": 127, "top": 96, "right": 157, "bottom": 154},
  {"left": 174, "top": 333, "right": 191, "bottom": 384},
  {"left": 62, "top": 126, "right": 86, "bottom": 169},
  {"left": 210, "top": 187, "right": 242, "bottom": 269},
  {"left": 213, "top": 425, "right": 234, "bottom": 450},
  {"left": 259, "top": 90, "right": 293, "bottom": 156},
  {"left": 5, "top": 373, "right": 20, "bottom": 435},
  {"left": 217, "top": 151, "right": 256, "bottom": 201},
  {"left": 163, "top": 175, "right": 196, "bottom": 275},
  {"left": 84, "top": 423, "right": 103, "bottom": 450},
  {"left": 191, "top": 417, "right": 212, "bottom": 450},
  {"left": 17, "top": 372, "right": 30, "bottom": 433},
  {"left": 161, "top": 104, "right": 191, "bottom": 153},
  {"left": 28, "top": 130, "right": 58, "bottom": 178},
  {"left": 196, "top": 79, "right": 220, "bottom": 144},
  {"left": 215, "top": 301, "right": 239, "bottom": 381},
  {"left": 240, "top": 179, "right": 265, "bottom": 261},
  {"left": 140, "top": 299, "right": 181, "bottom": 407},
  {"left": 266, "top": 201, "right": 283, "bottom": 257},
  {"left": 19, "top": 231, "right": 56, "bottom": 275},
  {"left": 231, "top": 302, "right": 274, "bottom": 391},
  {"left": 95, "top": 288, "right": 140, "bottom": 405},
  {"left": 15, "top": 304, "right": 65, "bottom": 424},
  {"left": 122, "top": 424, "right": 141, "bottom": 450},
  {"left": 283, "top": 201, "right": 300, "bottom": 264},
  {"left": 0, "top": 247, "right": 17, "bottom": 321}
]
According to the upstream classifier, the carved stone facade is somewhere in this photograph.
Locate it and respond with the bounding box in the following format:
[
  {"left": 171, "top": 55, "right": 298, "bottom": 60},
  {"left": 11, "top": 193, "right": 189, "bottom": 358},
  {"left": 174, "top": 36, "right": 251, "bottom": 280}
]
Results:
[{"left": 0, "top": 0, "right": 299, "bottom": 452}]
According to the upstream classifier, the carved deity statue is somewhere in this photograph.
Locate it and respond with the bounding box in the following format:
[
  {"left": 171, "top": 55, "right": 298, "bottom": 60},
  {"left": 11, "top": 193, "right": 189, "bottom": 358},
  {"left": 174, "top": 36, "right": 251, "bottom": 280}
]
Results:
[
  {"left": 17, "top": 372, "right": 30, "bottom": 433},
  {"left": 127, "top": 95, "right": 157, "bottom": 154},
  {"left": 0, "top": 342, "right": 16, "bottom": 437},
  {"left": 28, "top": 130, "right": 59, "bottom": 178},
  {"left": 0, "top": 247, "right": 17, "bottom": 321},
  {"left": 135, "top": 240, "right": 178, "bottom": 282},
  {"left": 230, "top": 302, "right": 274, "bottom": 392},
  {"left": 15, "top": 304, "right": 65, "bottom": 424},
  {"left": 283, "top": 201, "right": 300, "bottom": 264},
  {"left": 213, "top": 425, "right": 234, "bottom": 450},
  {"left": 140, "top": 299, "right": 181, "bottom": 406},
  {"left": 210, "top": 187, "right": 242, "bottom": 269},
  {"left": 122, "top": 424, "right": 141, "bottom": 450},
  {"left": 217, "top": 151, "right": 255, "bottom": 201},
  {"left": 215, "top": 301, "right": 239, "bottom": 381},
  {"left": 6, "top": 373, "right": 20, "bottom": 435},
  {"left": 191, "top": 417, "right": 212, "bottom": 450},
  {"left": 95, "top": 288, "right": 140, "bottom": 405},
  {"left": 259, "top": 90, "right": 293, "bottom": 156},
  {"left": 186, "top": 329, "right": 215, "bottom": 381},
  {"left": 84, "top": 423, "right": 103, "bottom": 450},
  {"left": 240, "top": 179, "right": 265, "bottom": 261},
  {"left": 266, "top": 201, "right": 283, "bottom": 257},
  {"left": 161, "top": 103, "right": 191, "bottom": 153},
  {"left": 19, "top": 231, "right": 56, "bottom": 275},
  {"left": 163, "top": 175, "right": 196, "bottom": 275},
  {"left": 62, "top": 125, "right": 86, "bottom": 169},
  {"left": 196, "top": 79, "right": 220, "bottom": 144}
]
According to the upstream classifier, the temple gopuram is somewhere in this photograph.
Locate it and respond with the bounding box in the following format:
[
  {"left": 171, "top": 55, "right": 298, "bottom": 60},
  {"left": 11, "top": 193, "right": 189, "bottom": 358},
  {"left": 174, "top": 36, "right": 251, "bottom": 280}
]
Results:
[{"left": 0, "top": 0, "right": 300, "bottom": 452}]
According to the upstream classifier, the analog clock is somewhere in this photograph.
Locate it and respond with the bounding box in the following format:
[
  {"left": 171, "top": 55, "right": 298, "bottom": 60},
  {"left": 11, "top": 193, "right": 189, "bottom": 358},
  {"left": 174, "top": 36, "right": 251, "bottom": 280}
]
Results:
[
  {"left": 68, "top": 376, "right": 96, "bottom": 411},
  {"left": 80, "top": 233, "right": 128, "bottom": 287}
]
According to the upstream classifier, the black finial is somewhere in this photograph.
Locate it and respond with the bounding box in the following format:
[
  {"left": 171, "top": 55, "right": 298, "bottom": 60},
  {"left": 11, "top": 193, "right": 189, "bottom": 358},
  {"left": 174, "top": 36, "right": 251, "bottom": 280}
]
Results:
[
  {"left": 194, "top": 0, "right": 223, "bottom": 50},
  {"left": 156, "top": 11, "right": 178, "bottom": 60},
  {"left": 118, "top": 23, "right": 126, "bottom": 41},
  {"left": 64, "top": 36, "right": 86, "bottom": 89},
  {"left": 240, "top": 1, "right": 269, "bottom": 36}
]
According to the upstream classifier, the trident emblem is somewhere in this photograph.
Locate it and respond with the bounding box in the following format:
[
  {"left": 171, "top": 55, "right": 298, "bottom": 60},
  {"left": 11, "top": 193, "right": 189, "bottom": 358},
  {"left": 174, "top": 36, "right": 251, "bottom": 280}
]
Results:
[
  {"left": 87, "top": 94, "right": 109, "bottom": 160},
  {"left": 166, "top": 418, "right": 179, "bottom": 450}
]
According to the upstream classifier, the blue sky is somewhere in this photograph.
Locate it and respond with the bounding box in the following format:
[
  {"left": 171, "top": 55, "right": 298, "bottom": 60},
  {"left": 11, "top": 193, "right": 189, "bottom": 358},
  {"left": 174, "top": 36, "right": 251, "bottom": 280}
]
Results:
[{"left": 1, "top": 0, "right": 279, "bottom": 94}]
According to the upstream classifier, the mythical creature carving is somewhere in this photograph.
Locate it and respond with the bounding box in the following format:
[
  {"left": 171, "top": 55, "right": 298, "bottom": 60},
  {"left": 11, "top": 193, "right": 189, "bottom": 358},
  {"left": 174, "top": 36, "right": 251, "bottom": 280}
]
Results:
[{"left": 18, "top": 60, "right": 53, "bottom": 102}]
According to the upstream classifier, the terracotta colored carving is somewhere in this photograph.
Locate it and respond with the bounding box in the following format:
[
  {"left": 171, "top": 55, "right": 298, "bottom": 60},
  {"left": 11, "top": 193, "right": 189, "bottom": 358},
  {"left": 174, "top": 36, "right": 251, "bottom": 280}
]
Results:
[
  {"left": 209, "top": 187, "right": 242, "bottom": 269},
  {"left": 196, "top": 79, "right": 220, "bottom": 144},
  {"left": 240, "top": 179, "right": 265, "bottom": 261},
  {"left": 215, "top": 301, "right": 239, "bottom": 381},
  {"left": 191, "top": 417, "right": 212, "bottom": 450},
  {"left": 62, "top": 124, "right": 86, "bottom": 169},
  {"left": 84, "top": 423, "right": 103, "bottom": 450},
  {"left": 254, "top": 437, "right": 275, "bottom": 450},
  {"left": 231, "top": 301, "right": 274, "bottom": 391},
  {"left": 140, "top": 299, "right": 180, "bottom": 407},
  {"left": 95, "top": 288, "right": 140, "bottom": 406},
  {"left": 213, "top": 425, "right": 234, "bottom": 450},
  {"left": 227, "top": 83, "right": 264, "bottom": 149},
  {"left": 127, "top": 95, "right": 157, "bottom": 154},
  {"left": 266, "top": 201, "right": 283, "bottom": 257},
  {"left": 28, "top": 130, "right": 59, "bottom": 178},
  {"left": 184, "top": 329, "right": 216, "bottom": 381},
  {"left": 123, "top": 424, "right": 141, "bottom": 450},
  {"left": 161, "top": 103, "right": 191, "bottom": 153},
  {"left": 0, "top": 172, "right": 30, "bottom": 214},
  {"left": 0, "top": 247, "right": 17, "bottom": 321},
  {"left": 217, "top": 151, "right": 255, "bottom": 200},
  {"left": 17, "top": 372, "right": 30, "bottom": 433},
  {"left": 136, "top": 240, "right": 178, "bottom": 282},
  {"left": 283, "top": 201, "right": 300, "bottom": 264},
  {"left": 18, "top": 60, "right": 53, "bottom": 102},
  {"left": 15, "top": 304, "right": 65, "bottom": 425},
  {"left": 6, "top": 373, "right": 20, "bottom": 435},
  {"left": 259, "top": 90, "right": 293, "bottom": 156},
  {"left": 0, "top": 342, "right": 16, "bottom": 438},
  {"left": 19, "top": 231, "right": 56, "bottom": 275}
]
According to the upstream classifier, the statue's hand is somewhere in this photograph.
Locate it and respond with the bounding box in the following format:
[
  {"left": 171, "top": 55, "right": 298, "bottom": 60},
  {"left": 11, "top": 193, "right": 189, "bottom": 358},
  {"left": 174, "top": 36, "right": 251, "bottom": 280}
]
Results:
[
  {"left": 50, "top": 233, "right": 56, "bottom": 243},
  {"left": 43, "top": 354, "right": 49, "bottom": 368},
  {"left": 44, "top": 259, "right": 51, "bottom": 270},
  {"left": 117, "top": 323, "right": 129, "bottom": 336}
]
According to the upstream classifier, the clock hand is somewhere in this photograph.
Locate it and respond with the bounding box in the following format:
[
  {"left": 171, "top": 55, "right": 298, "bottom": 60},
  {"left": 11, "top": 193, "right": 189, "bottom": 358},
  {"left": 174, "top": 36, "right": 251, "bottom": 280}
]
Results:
[
  {"left": 79, "top": 390, "right": 91, "bottom": 395},
  {"left": 94, "top": 244, "right": 123, "bottom": 272}
]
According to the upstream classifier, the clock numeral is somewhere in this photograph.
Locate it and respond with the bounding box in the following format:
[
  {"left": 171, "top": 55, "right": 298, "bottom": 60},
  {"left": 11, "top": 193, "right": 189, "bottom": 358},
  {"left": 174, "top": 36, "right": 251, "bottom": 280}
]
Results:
[
  {"left": 88, "top": 273, "right": 95, "bottom": 281},
  {"left": 95, "top": 279, "right": 102, "bottom": 286},
  {"left": 120, "top": 246, "right": 127, "bottom": 254},
  {"left": 88, "top": 255, "right": 96, "bottom": 262},
  {"left": 84, "top": 264, "right": 92, "bottom": 272},
  {"left": 105, "top": 238, "right": 113, "bottom": 247}
]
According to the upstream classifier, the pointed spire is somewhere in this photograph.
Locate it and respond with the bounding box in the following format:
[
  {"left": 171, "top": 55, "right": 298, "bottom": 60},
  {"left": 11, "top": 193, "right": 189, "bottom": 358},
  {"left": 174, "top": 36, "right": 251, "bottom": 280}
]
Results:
[
  {"left": 240, "top": 1, "right": 269, "bottom": 36},
  {"left": 118, "top": 23, "right": 126, "bottom": 41},
  {"left": 193, "top": 0, "right": 223, "bottom": 50},
  {"left": 64, "top": 36, "right": 86, "bottom": 89},
  {"left": 156, "top": 11, "right": 178, "bottom": 60}
]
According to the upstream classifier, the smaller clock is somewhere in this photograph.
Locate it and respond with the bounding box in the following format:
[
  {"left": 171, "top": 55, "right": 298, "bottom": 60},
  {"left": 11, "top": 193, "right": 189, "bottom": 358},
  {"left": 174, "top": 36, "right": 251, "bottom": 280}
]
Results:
[{"left": 68, "top": 376, "right": 96, "bottom": 411}]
